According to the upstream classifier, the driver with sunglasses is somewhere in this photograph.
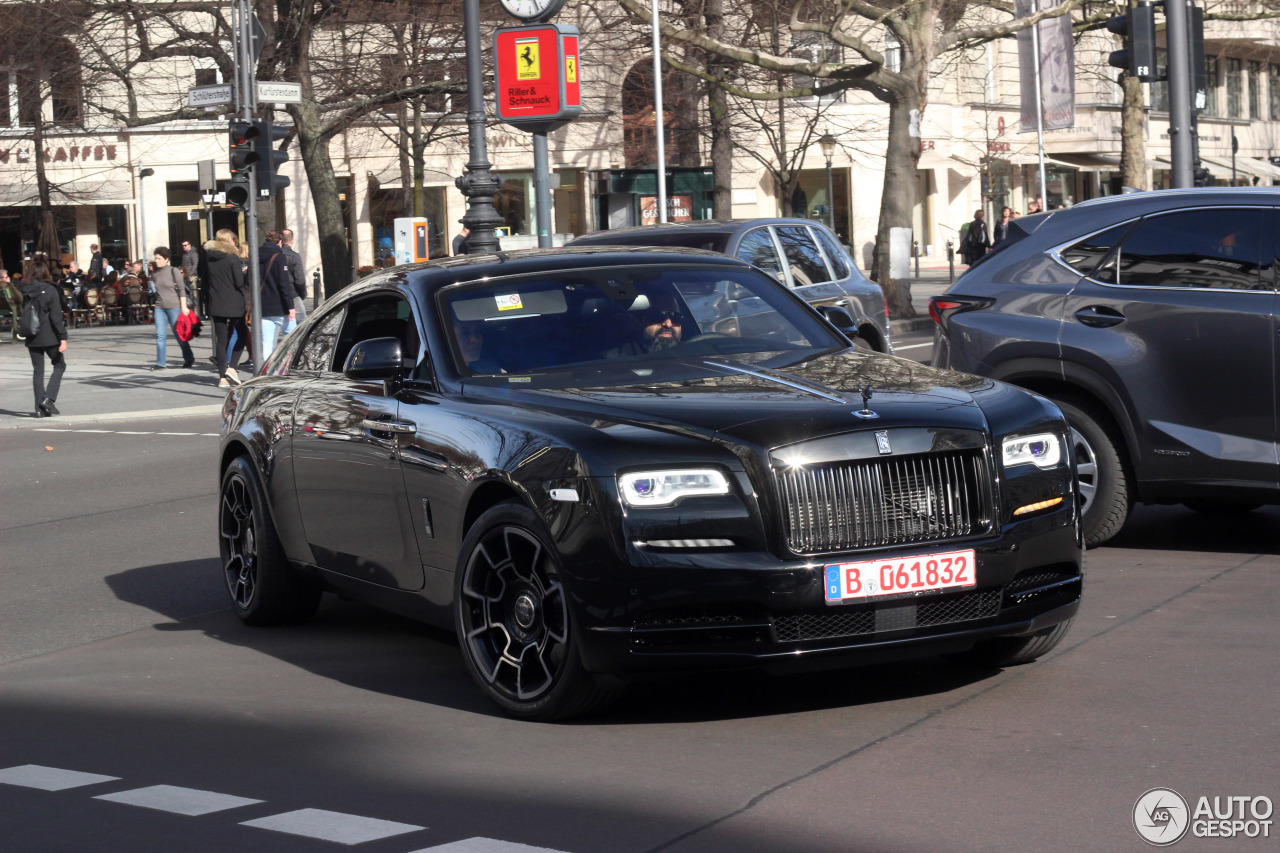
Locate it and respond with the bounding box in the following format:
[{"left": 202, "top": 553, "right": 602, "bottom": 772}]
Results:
[{"left": 637, "top": 292, "right": 684, "bottom": 353}]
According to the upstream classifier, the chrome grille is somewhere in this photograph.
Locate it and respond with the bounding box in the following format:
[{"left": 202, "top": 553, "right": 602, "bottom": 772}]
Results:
[{"left": 775, "top": 449, "right": 992, "bottom": 553}]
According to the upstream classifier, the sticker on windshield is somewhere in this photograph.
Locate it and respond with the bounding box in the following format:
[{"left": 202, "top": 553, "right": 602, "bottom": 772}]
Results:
[{"left": 496, "top": 294, "right": 524, "bottom": 311}]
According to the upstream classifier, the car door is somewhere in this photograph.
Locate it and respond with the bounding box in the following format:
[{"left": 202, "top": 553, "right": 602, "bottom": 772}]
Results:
[
  {"left": 1057, "top": 204, "right": 1277, "bottom": 489},
  {"left": 290, "top": 291, "right": 425, "bottom": 590}
]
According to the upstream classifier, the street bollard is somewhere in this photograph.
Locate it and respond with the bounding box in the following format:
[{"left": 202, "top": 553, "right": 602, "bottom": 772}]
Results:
[
  {"left": 946, "top": 239, "right": 955, "bottom": 282},
  {"left": 913, "top": 240, "right": 920, "bottom": 278},
  {"left": 312, "top": 270, "right": 321, "bottom": 308}
]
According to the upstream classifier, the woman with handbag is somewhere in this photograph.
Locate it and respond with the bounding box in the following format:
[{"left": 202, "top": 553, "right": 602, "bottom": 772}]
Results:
[
  {"left": 204, "top": 229, "right": 250, "bottom": 388},
  {"left": 19, "top": 260, "right": 67, "bottom": 417},
  {"left": 147, "top": 246, "right": 195, "bottom": 370}
]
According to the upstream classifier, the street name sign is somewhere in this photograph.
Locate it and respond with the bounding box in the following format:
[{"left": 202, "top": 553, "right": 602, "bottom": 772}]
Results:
[
  {"left": 257, "top": 81, "right": 303, "bottom": 104},
  {"left": 188, "top": 84, "right": 234, "bottom": 108}
]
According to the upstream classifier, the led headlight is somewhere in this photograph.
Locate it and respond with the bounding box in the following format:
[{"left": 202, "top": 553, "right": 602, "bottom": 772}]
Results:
[
  {"left": 618, "top": 469, "right": 730, "bottom": 507},
  {"left": 1002, "top": 433, "right": 1063, "bottom": 469}
]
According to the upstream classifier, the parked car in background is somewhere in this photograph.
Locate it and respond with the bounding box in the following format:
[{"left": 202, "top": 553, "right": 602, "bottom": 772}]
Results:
[
  {"left": 568, "top": 219, "right": 893, "bottom": 353},
  {"left": 932, "top": 187, "right": 1279, "bottom": 547},
  {"left": 219, "top": 247, "right": 1081, "bottom": 720}
]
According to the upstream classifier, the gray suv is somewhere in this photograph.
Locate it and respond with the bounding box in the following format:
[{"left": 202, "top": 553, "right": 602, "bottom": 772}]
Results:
[
  {"left": 932, "top": 188, "right": 1278, "bottom": 547},
  {"left": 569, "top": 219, "right": 893, "bottom": 353}
]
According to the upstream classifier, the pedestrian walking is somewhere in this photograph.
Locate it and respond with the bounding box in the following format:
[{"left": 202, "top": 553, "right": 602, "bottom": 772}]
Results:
[
  {"left": 992, "top": 206, "right": 1013, "bottom": 246},
  {"left": 204, "top": 229, "right": 249, "bottom": 388},
  {"left": 281, "top": 228, "right": 307, "bottom": 327},
  {"left": 20, "top": 260, "right": 67, "bottom": 417},
  {"left": 147, "top": 246, "right": 195, "bottom": 371},
  {"left": 258, "top": 230, "right": 297, "bottom": 356},
  {"left": 87, "top": 243, "right": 103, "bottom": 282},
  {"left": 452, "top": 226, "right": 470, "bottom": 256},
  {"left": 960, "top": 209, "right": 990, "bottom": 266}
]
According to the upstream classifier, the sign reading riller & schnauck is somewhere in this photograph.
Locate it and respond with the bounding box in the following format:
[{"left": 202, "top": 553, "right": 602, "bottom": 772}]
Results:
[{"left": 494, "top": 23, "right": 581, "bottom": 133}]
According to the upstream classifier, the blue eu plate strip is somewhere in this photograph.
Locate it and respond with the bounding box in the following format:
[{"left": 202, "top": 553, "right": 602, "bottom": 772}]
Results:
[{"left": 825, "top": 565, "right": 841, "bottom": 601}]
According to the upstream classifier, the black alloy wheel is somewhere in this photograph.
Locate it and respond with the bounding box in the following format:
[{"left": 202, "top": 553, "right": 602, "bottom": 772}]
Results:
[
  {"left": 455, "top": 502, "right": 618, "bottom": 720},
  {"left": 219, "top": 456, "right": 321, "bottom": 625}
]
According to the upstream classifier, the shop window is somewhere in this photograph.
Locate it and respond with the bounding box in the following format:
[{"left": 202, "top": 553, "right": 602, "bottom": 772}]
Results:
[
  {"left": 1227, "top": 58, "right": 1242, "bottom": 118},
  {"left": 370, "top": 186, "right": 448, "bottom": 260},
  {"left": 493, "top": 174, "right": 532, "bottom": 236},
  {"left": 1205, "top": 59, "right": 1219, "bottom": 117},
  {"left": 1271, "top": 64, "right": 1280, "bottom": 121},
  {"left": 96, "top": 206, "right": 130, "bottom": 267},
  {"left": 1248, "top": 61, "right": 1261, "bottom": 119}
]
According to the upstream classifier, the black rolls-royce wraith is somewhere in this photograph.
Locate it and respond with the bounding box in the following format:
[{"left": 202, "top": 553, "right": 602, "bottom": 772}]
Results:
[{"left": 219, "top": 247, "right": 1082, "bottom": 719}]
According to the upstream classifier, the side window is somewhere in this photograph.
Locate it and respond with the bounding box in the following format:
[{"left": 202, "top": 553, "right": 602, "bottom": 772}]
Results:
[
  {"left": 1111, "top": 209, "right": 1265, "bottom": 290},
  {"left": 775, "top": 226, "right": 834, "bottom": 286},
  {"left": 293, "top": 308, "right": 344, "bottom": 373},
  {"left": 735, "top": 229, "right": 784, "bottom": 281},
  {"left": 813, "top": 227, "right": 851, "bottom": 279},
  {"left": 1062, "top": 222, "right": 1135, "bottom": 281},
  {"left": 332, "top": 294, "right": 416, "bottom": 372}
]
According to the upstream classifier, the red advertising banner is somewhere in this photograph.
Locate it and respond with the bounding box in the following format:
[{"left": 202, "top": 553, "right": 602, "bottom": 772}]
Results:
[{"left": 494, "top": 23, "right": 582, "bottom": 132}]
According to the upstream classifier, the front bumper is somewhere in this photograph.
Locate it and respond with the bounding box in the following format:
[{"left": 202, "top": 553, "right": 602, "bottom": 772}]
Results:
[{"left": 572, "top": 506, "right": 1082, "bottom": 676}]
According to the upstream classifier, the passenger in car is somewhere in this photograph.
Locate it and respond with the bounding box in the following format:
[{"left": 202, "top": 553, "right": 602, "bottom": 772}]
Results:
[{"left": 453, "top": 318, "right": 502, "bottom": 373}]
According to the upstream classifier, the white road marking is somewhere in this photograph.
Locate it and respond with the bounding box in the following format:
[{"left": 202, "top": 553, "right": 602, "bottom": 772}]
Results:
[
  {"left": 893, "top": 342, "right": 933, "bottom": 350},
  {"left": 409, "top": 839, "right": 572, "bottom": 853},
  {"left": 157, "top": 432, "right": 198, "bottom": 436},
  {"left": 0, "top": 764, "right": 119, "bottom": 791},
  {"left": 115, "top": 431, "right": 154, "bottom": 435},
  {"left": 94, "top": 784, "right": 263, "bottom": 816},
  {"left": 29, "top": 428, "right": 214, "bottom": 437},
  {"left": 71, "top": 429, "right": 113, "bottom": 433},
  {"left": 241, "top": 808, "right": 424, "bottom": 845}
]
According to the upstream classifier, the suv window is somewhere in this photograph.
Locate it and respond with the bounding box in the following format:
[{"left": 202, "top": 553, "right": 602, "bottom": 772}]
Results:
[
  {"left": 812, "top": 227, "right": 851, "bottom": 278},
  {"left": 735, "top": 228, "right": 784, "bottom": 280},
  {"left": 293, "top": 308, "right": 345, "bottom": 373},
  {"left": 775, "top": 225, "right": 834, "bottom": 286},
  {"left": 1061, "top": 222, "right": 1134, "bottom": 279},
  {"left": 1109, "top": 208, "right": 1266, "bottom": 290}
]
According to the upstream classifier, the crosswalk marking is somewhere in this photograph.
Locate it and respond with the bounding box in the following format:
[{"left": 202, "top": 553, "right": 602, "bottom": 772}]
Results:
[
  {"left": 94, "top": 784, "right": 263, "bottom": 816},
  {"left": 409, "top": 839, "right": 571, "bottom": 853},
  {"left": 241, "top": 808, "right": 425, "bottom": 845},
  {"left": 0, "top": 764, "right": 119, "bottom": 791}
]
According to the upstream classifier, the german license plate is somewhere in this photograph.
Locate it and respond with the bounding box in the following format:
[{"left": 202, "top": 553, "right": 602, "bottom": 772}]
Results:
[{"left": 824, "top": 549, "right": 976, "bottom": 603}]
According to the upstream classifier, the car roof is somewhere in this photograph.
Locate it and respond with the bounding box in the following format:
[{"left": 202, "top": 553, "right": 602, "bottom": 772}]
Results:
[
  {"left": 351, "top": 246, "right": 756, "bottom": 297},
  {"left": 569, "top": 218, "right": 827, "bottom": 241},
  {"left": 1067, "top": 186, "right": 1280, "bottom": 212}
]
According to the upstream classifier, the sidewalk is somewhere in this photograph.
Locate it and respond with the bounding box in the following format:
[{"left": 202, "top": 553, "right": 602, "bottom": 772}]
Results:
[
  {"left": 0, "top": 324, "right": 228, "bottom": 428},
  {"left": 890, "top": 266, "right": 961, "bottom": 336}
]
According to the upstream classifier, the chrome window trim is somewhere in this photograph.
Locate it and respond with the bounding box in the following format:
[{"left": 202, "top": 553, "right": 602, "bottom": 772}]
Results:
[{"left": 1047, "top": 203, "right": 1277, "bottom": 294}]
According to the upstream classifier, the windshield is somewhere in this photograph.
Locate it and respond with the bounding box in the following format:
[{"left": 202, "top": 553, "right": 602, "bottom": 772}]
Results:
[{"left": 440, "top": 265, "right": 845, "bottom": 376}]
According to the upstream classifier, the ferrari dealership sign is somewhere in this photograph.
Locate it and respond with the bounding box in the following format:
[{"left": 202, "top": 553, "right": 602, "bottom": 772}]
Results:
[{"left": 494, "top": 23, "right": 581, "bottom": 132}]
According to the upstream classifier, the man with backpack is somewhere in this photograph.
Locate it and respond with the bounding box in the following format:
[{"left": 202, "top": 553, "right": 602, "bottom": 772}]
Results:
[{"left": 19, "top": 260, "right": 67, "bottom": 417}]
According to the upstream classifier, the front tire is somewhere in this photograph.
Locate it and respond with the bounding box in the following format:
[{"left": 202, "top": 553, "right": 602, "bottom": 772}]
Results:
[
  {"left": 219, "top": 456, "right": 321, "bottom": 625},
  {"left": 1054, "top": 396, "right": 1132, "bottom": 548},
  {"left": 455, "top": 502, "right": 619, "bottom": 720}
]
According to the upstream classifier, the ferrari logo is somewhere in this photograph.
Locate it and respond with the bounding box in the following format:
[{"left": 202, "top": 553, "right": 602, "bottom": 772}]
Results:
[
  {"left": 516, "top": 38, "right": 540, "bottom": 80},
  {"left": 565, "top": 55, "right": 577, "bottom": 83}
]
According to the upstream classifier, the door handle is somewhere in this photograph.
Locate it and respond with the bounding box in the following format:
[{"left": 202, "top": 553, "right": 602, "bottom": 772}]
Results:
[
  {"left": 361, "top": 418, "right": 416, "bottom": 434},
  {"left": 1074, "top": 306, "right": 1126, "bottom": 328}
]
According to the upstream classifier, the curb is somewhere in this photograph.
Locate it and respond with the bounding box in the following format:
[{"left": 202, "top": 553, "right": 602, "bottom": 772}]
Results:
[
  {"left": 1, "top": 404, "right": 224, "bottom": 430},
  {"left": 891, "top": 317, "right": 934, "bottom": 336}
]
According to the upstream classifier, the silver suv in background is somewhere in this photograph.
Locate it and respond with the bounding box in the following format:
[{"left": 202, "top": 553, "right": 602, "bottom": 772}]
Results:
[{"left": 568, "top": 219, "right": 893, "bottom": 353}]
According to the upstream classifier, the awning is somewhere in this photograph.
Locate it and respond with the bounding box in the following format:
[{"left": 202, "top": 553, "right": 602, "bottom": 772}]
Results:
[
  {"left": 1199, "top": 154, "right": 1280, "bottom": 182},
  {"left": 0, "top": 180, "right": 134, "bottom": 207},
  {"left": 1047, "top": 152, "right": 1122, "bottom": 171},
  {"left": 1155, "top": 155, "right": 1231, "bottom": 180},
  {"left": 916, "top": 152, "right": 974, "bottom": 171},
  {"left": 367, "top": 165, "right": 456, "bottom": 190}
]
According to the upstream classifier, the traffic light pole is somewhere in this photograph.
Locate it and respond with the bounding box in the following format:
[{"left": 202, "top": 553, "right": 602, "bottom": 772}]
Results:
[
  {"left": 1166, "top": 0, "right": 1195, "bottom": 187},
  {"left": 233, "top": 0, "right": 262, "bottom": 370}
]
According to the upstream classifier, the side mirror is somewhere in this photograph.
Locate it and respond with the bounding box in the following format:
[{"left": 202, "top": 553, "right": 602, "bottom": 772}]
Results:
[
  {"left": 343, "top": 337, "right": 403, "bottom": 380},
  {"left": 817, "top": 305, "right": 860, "bottom": 341}
]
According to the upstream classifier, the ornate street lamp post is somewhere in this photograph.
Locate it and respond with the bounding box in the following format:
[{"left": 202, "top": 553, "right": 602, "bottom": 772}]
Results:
[
  {"left": 818, "top": 131, "right": 837, "bottom": 234},
  {"left": 456, "top": 0, "right": 507, "bottom": 254}
]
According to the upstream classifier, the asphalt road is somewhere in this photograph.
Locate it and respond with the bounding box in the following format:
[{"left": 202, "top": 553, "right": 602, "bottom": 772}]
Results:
[{"left": 2, "top": 365, "right": 1277, "bottom": 853}]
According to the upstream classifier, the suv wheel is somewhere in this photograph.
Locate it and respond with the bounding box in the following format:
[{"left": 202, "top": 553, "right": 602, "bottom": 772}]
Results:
[{"left": 1054, "top": 397, "right": 1132, "bottom": 549}]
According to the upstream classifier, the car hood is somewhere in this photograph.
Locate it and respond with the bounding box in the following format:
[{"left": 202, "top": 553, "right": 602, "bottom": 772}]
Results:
[{"left": 462, "top": 349, "right": 995, "bottom": 449}]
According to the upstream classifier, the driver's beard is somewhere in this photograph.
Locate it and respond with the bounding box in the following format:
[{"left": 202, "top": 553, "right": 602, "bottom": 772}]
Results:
[{"left": 647, "top": 332, "right": 681, "bottom": 352}]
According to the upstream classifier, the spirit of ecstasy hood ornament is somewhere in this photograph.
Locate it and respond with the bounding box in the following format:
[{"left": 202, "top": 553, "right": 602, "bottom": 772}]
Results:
[{"left": 853, "top": 384, "right": 879, "bottom": 419}]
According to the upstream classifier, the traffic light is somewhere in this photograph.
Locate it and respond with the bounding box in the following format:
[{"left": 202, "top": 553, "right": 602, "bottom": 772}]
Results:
[
  {"left": 251, "top": 120, "right": 290, "bottom": 199},
  {"left": 1189, "top": 4, "right": 1207, "bottom": 110},
  {"left": 227, "top": 120, "right": 255, "bottom": 209},
  {"left": 1107, "top": 2, "right": 1159, "bottom": 82}
]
